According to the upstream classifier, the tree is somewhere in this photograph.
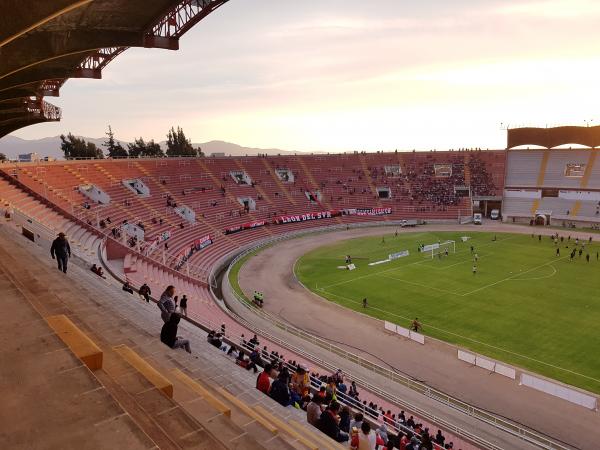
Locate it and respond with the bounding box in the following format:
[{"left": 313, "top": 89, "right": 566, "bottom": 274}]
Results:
[
  {"left": 104, "top": 125, "right": 128, "bottom": 158},
  {"left": 0, "top": 153, "right": 6, "bottom": 161},
  {"left": 165, "top": 126, "right": 199, "bottom": 157},
  {"left": 127, "top": 137, "right": 164, "bottom": 158},
  {"left": 60, "top": 133, "right": 104, "bottom": 159}
]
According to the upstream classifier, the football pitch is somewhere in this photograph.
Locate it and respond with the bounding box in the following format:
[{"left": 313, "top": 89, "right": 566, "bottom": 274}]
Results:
[{"left": 295, "top": 231, "right": 600, "bottom": 394}]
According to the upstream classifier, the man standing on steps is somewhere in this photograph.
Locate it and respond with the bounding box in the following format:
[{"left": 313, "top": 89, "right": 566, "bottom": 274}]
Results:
[{"left": 50, "top": 232, "right": 71, "bottom": 274}]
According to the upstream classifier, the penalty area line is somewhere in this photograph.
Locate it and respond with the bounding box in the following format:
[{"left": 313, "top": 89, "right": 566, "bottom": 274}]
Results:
[
  {"left": 378, "top": 274, "right": 462, "bottom": 296},
  {"left": 460, "top": 255, "right": 569, "bottom": 296}
]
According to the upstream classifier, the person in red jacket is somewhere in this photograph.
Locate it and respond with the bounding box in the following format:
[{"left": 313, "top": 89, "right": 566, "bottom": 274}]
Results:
[{"left": 256, "top": 363, "right": 272, "bottom": 394}]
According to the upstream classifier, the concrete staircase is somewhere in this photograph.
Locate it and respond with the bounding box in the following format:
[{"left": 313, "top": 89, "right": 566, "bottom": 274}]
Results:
[{"left": 0, "top": 224, "right": 342, "bottom": 450}]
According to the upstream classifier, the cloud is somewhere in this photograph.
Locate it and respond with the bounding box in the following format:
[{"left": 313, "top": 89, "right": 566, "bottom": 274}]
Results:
[{"left": 495, "top": 0, "right": 600, "bottom": 19}]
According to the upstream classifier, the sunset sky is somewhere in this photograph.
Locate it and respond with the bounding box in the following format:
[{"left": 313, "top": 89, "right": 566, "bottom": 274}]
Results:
[{"left": 10, "top": 0, "right": 600, "bottom": 151}]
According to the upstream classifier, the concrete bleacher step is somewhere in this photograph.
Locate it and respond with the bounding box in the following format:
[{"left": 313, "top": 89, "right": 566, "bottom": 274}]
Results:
[
  {"left": 0, "top": 225, "right": 360, "bottom": 450},
  {"left": 46, "top": 314, "right": 103, "bottom": 371},
  {"left": 113, "top": 344, "right": 174, "bottom": 397}
]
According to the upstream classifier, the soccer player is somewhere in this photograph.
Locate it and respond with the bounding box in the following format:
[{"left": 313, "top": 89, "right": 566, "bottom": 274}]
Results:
[
  {"left": 470, "top": 245, "right": 474, "bottom": 255},
  {"left": 570, "top": 249, "right": 576, "bottom": 261},
  {"left": 586, "top": 253, "right": 590, "bottom": 263},
  {"left": 474, "top": 253, "right": 479, "bottom": 262},
  {"left": 556, "top": 247, "right": 560, "bottom": 257},
  {"left": 589, "top": 236, "right": 593, "bottom": 244},
  {"left": 411, "top": 318, "right": 421, "bottom": 332},
  {"left": 472, "top": 264, "right": 477, "bottom": 275},
  {"left": 576, "top": 237, "right": 579, "bottom": 246},
  {"left": 362, "top": 298, "right": 368, "bottom": 308},
  {"left": 381, "top": 236, "right": 385, "bottom": 245},
  {"left": 445, "top": 248, "right": 449, "bottom": 257},
  {"left": 538, "top": 234, "right": 542, "bottom": 242},
  {"left": 579, "top": 248, "right": 583, "bottom": 258}
]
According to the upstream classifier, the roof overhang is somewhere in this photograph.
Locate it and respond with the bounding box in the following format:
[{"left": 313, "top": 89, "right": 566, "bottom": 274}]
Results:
[{"left": 0, "top": 0, "right": 230, "bottom": 138}]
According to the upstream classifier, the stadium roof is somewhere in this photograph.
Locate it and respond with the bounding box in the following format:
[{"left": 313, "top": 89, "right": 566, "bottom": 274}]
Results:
[{"left": 0, "top": 0, "right": 229, "bottom": 138}]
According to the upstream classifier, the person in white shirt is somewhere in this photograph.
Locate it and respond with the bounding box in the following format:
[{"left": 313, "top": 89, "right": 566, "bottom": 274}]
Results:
[{"left": 356, "top": 422, "right": 377, "bottom": 450}]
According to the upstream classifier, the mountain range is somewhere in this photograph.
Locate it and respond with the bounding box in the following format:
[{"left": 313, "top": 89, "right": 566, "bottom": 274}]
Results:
[{"left": 0, "top": 135, "right": 312, "bottom": 160}]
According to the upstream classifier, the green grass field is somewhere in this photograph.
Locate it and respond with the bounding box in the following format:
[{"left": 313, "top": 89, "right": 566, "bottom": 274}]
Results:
[{"left": 295, "top": 231, "right": 600, "bottom": 394}]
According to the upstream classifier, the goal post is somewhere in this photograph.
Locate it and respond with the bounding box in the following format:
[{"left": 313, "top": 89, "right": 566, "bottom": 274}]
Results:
[{"left": 429, "top": 240, "right": 456, "bottom": 259}]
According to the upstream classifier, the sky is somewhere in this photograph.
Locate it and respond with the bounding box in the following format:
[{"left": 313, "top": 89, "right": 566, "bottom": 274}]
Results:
[{"left": 10, "top": 0, "right": 600, "bottom": 151}]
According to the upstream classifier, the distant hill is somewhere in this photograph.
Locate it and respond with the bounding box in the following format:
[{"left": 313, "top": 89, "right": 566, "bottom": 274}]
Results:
[{"left": 0, "top": 135, "right": 313, "bottom": 160}]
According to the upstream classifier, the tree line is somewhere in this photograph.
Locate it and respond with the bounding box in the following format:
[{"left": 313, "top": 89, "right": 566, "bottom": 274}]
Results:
[{"left": 60, "top": 126, "right": 203, "bottom": 159}]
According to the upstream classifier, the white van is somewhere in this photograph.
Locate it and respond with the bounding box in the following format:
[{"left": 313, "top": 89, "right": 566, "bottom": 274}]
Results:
[
  {"left": 490, "top": 209, "right": 500, "bottom": 220},
  {"left": 473, "top": 213, "right": 482, "bottom": 225}
]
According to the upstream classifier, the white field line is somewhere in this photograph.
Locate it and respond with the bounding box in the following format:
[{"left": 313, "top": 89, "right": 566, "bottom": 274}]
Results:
[
  {"left": 317, "top": 286, "right": 600, "bottom": 384},
  {"left": 460, "top": 255, "right": 569, "bottom": 296},
  {"left": 320, "top": 236, "right": 514, "bottom": 290},
  {"left": 511, "top": 264, "right": 557, "bottom": 281},
  {"left": 379, "top": 274, "right": 462, "bottom": 296}
]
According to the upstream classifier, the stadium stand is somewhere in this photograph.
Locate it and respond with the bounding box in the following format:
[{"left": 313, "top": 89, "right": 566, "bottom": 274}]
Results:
[
  {"left": 0, "top": 151, "right": 505, "bottom": 281},
  {"left": 7, "top": 149, "right": 594, "bottom": 449},
  {"left": 504, "top": 149, "right": 600, "bottom": 223},
  {"left": 0, "top": 220, "right": 475, "bottom": 449}
]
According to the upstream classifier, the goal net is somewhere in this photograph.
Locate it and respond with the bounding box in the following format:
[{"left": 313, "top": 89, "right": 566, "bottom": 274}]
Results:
[{"left": 424, "top": 240, "right": 456, "bottom": 259}]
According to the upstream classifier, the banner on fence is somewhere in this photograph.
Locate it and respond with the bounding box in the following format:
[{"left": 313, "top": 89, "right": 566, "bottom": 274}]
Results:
[
  {"left": 409, "top": 331, "right": 425, "bottom": 344},
  {"left": 422, "top": 243, "right": 440, "bottom": 252},
  {"left": 475, "top": 356, "right": 496, "bottom": 372},
  {"left": 520, "top": 374, "right": 597, "bottom": 410},
  {"left": 384, "top": 321, "right": 414, "bottom": 340},
  {"left": 396, "top": 327, "right": 410, "bottom": 338},
  {"left": 368, "top": 259, "right": 391, "bottom": 266},
  {"left": 389, "top": 250, "right": 409, "bottom": 260},
  {"left": 272, "top": 209, "right": 341, "bottom": 225},
  {"left": 494, "top": 363, "right": 516, "bottom": 379},
  {"left": 224, "top": 220, "right": 267, "bottom": 235},
  {"left": 384, "top": 321, "right": 397, "bottom": 333},
  {"left": 457, "top": 350, "right": 476, "bottom": 365},
  {"left": 345, "top": 207, "right": 392, "bottom": 216},
  {"left": 458, "top": 350, "right": 517, "bottom": 379},
  {"left": 175, "top": 234, "right": 213, "bottom": 270}
]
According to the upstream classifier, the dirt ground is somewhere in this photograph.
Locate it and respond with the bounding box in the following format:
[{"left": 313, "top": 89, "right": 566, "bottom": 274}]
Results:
[{"left": 238, "top": 222, "right": 599, "bottom": 450}]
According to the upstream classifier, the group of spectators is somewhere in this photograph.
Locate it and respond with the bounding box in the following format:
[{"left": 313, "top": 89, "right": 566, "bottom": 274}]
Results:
[
  {"left": 148, "top": 284, "right": 458, "bottom": 450},
  {"left": 249, "top": 351, "right": 457, "bottom": 450},
  {"left": 468, "top": 153, "right": 498, "bottom": 197}
]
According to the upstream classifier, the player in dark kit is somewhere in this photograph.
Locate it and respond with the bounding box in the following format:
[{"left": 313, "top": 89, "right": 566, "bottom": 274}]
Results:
[
  {"left": 411, "top": 318, "right": 421, "bottom": 332},
  {"left": 556, "top": 247, "right": 560, "bottom": 257}
]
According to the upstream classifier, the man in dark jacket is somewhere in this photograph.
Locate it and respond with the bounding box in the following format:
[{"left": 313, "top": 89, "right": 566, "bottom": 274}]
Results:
[
  {"left": 50, "top": 232, "right": 71, "bottom": 273},
  {"left": 318, "top": 401, "right": 348, "bottom": 442},
  {"left": 139, "top": 283, "right": 151, "bottom": 303},
  {"left": 269, "top": 371, "right": 291, "bottom": 407}
]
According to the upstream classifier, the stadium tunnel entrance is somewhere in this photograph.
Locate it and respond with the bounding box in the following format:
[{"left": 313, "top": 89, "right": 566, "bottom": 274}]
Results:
[{"left": 473, "top": 198, "right": 502, "bottom": 218}]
